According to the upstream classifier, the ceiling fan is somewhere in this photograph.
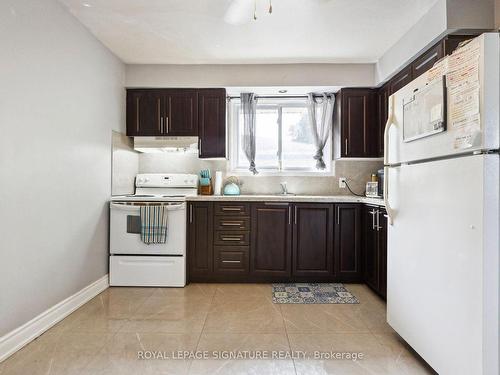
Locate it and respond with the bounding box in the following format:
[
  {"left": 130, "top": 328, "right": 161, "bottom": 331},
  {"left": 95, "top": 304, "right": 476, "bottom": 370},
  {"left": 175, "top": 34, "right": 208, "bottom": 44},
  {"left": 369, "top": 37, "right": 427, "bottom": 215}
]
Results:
[{"left": 224, "top": 0, "right": 273, "bottom": 25}]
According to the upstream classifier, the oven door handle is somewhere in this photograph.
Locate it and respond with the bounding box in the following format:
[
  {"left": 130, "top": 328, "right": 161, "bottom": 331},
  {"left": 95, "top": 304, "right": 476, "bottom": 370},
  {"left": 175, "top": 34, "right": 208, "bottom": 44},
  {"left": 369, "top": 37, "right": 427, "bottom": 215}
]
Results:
[{"left": 110, "top": 202, "right": 186, "bottom": 211}]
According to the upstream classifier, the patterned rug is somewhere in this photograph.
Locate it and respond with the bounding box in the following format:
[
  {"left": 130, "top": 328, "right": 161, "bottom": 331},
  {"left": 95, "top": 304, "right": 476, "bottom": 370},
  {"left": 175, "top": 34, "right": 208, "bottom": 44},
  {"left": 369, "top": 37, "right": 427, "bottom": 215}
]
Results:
[{"left": 272, "top": 283, "right": 359, "bottom": 304}]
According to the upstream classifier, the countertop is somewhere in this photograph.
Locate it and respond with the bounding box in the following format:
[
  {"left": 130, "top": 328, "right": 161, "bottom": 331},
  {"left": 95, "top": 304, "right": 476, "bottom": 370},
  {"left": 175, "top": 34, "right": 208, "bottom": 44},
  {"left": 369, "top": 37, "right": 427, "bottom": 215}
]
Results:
[{"left": 186, "top": 194, "right": 385, "bottom": 206}]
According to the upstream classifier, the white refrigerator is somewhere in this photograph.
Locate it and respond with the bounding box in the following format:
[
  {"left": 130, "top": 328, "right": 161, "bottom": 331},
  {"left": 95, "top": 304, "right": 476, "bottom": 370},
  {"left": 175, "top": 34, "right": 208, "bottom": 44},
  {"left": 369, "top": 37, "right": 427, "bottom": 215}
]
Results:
[{"left": 384, "top": 33, "right": 499, "bottom": 375}]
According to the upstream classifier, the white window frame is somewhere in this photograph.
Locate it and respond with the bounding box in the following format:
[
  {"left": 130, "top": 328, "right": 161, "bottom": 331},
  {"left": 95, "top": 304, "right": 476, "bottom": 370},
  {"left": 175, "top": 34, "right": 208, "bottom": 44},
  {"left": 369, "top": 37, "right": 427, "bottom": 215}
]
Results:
[{"left": 228, "top": 98, "right": 334, "bottom": 176}]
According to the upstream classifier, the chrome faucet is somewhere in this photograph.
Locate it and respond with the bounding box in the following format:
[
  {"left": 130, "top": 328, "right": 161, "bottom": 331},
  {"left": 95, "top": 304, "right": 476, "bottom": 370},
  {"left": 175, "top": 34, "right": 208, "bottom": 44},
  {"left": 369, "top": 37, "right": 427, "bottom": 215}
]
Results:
[{"left": 280, "top": 182, "right": 288, "bottom": 195}]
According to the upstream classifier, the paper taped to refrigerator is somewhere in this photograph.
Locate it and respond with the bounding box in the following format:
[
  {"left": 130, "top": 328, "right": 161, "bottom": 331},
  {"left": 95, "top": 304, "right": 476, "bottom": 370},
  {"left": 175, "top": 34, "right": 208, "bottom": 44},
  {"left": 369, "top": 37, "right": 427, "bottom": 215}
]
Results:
[{"left": 445, "top": 38, "right": 481, "bottom": 149}]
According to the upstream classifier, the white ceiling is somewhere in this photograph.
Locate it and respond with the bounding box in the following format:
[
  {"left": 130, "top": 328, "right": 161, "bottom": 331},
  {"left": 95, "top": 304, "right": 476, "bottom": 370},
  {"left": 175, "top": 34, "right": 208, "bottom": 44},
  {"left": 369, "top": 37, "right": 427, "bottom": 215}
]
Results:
[{"left": 59, "top": 0, "right": 439, "bottom": 64}]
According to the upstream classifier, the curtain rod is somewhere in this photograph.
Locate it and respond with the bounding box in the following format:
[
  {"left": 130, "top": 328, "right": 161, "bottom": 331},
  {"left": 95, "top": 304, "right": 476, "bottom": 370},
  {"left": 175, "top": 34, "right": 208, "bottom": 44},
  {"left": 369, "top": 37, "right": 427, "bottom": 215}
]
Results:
[{"left": 227, "top": 94, "right": 334, "bottom": 100}]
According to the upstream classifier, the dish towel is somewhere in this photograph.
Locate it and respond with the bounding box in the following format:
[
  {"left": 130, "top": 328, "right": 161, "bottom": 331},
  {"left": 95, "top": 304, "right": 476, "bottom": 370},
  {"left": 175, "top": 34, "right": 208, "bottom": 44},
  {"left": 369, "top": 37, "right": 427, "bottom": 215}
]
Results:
[{"left": 140, "top": 205, "right": 168, "bottom": 244}]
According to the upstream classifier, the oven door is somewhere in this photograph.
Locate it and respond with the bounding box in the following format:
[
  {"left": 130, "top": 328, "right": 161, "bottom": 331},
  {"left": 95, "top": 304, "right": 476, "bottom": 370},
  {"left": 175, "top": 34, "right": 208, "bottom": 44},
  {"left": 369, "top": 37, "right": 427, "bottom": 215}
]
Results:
[{"left": 110, "top": 202, "right": 186, "bottom": 255}]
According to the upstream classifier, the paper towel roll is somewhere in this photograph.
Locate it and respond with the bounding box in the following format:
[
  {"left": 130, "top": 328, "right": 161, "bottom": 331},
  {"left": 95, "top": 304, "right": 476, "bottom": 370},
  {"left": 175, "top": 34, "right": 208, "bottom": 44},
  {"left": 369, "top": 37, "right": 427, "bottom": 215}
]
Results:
[{"left": 214, "top": 171, "right": 223, "bottom": 196}]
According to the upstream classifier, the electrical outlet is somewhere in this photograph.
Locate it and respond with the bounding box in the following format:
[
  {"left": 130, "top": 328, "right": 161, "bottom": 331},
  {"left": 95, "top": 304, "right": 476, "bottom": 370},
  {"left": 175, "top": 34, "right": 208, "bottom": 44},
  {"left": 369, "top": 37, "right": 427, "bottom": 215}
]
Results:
[{"left": 339, "top": 177, "right": 347, "bottom": 188}]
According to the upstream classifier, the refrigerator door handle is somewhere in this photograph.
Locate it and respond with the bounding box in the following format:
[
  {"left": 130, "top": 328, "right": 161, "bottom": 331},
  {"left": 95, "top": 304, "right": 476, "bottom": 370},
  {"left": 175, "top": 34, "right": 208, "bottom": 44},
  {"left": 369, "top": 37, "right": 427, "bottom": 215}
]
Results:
[{"left": 384, "top": 95, "right": 395, "bottom": 225}]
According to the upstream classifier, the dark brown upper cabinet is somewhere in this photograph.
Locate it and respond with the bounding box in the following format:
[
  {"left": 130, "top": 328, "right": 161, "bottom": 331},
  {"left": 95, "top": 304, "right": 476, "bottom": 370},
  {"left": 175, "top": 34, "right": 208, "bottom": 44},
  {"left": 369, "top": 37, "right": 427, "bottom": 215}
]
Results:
[
  {"left": 127, "top": 89, "right": 197, "bottom": 136},
  {"left": 292, "top": 203, "right": 334, "bottom": 278},
  {"left": 411, "top": 42, "right": 444, "bottom": 80},
  {"left": 126, "top": 90, "right": 163, "bottom": 136},
  {"left": 376, "top": 83, "right": 389, "bottom": 157},
  {"left": 373, "top": 34, "right": 477, "bottom": 158},
  {"left": 334, "top": 88, "right": 378, "bottom": 158},
  {"left": 126, "top": 88, "right": 226, "bottom": 158},
  {"left": 386, "top": 34, "right": 476, "bottom": 95},
  {"left": 334, "top": 204, "right": 363, "bottom": 282},
  {"left": 198, "top": 89, "right": 226, "bottom": 158},
  {"left": 389, "top": 65, "right": 412, "bottom": 95},
  {"left": 250, "top": 203, "right": 292, "bottom": 279},
  {"left": 163, "top": 90, "right": 198, "bottom": 136}
]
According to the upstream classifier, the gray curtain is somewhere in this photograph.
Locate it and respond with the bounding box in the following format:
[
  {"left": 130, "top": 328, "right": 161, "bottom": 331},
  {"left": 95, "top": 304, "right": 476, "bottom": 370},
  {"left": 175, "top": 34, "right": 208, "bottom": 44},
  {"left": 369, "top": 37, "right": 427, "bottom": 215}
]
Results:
[
  {"left": 307, "top": 93, "right": 335, "bottom": 169},
  {"left": 241, "top": 92, "right": 258, "bottom": 174}
]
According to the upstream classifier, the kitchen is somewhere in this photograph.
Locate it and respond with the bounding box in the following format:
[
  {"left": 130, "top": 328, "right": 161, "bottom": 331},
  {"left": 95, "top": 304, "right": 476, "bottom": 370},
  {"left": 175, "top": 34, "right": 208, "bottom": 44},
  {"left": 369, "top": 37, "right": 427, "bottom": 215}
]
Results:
[{"left": 1, "top": 1, "right": 499, "bottom": 375}]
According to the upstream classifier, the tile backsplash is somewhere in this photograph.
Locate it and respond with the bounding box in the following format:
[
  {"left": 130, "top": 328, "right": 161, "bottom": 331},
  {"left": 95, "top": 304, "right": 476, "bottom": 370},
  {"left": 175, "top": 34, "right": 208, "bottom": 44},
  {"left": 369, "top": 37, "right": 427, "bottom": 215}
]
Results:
[{"left": 139, "top": 152, "right": 382, "bottom": 196}]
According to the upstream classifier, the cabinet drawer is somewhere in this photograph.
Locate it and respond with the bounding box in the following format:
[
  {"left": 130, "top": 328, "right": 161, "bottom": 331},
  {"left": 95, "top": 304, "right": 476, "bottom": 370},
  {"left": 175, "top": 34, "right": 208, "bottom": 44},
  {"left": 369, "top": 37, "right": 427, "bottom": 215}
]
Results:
[
  {"left": 214, "top": 203, "right": 249, "bottom": 216},
  {"left": 214, "top": 246, "right": 249, "bottom": 273},
  {"left": 214, "top": 216, "right": 250, "bottom": 231},
  {"left": 214, "top": 231, "right": 250, "bottom": 245}
]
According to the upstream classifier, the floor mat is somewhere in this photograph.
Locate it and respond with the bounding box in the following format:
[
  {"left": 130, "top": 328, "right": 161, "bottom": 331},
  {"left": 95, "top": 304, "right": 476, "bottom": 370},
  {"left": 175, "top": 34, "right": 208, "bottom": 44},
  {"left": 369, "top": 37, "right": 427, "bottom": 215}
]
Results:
[{"left": 272, "top": 283, "right": 359, "bottom": 304}]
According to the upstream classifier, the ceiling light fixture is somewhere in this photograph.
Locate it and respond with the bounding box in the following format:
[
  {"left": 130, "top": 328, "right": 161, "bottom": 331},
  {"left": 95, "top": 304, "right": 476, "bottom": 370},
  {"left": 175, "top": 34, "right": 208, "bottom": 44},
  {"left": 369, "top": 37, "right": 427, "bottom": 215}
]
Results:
[
  {"left": 82, "top": 2, "right": 92, "bottom": 7},
  {"left": 253, "top": 0, "right": 273, "bottom": 21}
]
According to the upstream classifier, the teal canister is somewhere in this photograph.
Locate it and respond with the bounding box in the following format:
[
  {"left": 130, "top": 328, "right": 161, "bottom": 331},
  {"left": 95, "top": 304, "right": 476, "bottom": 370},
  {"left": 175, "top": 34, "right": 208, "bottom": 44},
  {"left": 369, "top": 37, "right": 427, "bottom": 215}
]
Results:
[{"left": 223, "top": 182, "right": 240, "bottom": 196}]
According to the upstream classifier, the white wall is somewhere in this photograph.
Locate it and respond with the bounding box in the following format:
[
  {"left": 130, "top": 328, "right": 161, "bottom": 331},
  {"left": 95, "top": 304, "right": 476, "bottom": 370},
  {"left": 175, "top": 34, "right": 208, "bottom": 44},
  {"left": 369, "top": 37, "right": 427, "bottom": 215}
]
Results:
[
  {"left": 126, "top": 63, "right": 376, "bottom": 88},
  {"left": 0, "top": 0, "right": 124, "bottom": 336}
]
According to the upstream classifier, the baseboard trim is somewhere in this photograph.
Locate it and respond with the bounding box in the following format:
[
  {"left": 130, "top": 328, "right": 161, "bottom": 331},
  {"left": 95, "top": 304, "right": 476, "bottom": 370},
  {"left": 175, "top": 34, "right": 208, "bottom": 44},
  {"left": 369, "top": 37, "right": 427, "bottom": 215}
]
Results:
[{"left": 0, "top": 275, "right": 109, "bottom": 362}]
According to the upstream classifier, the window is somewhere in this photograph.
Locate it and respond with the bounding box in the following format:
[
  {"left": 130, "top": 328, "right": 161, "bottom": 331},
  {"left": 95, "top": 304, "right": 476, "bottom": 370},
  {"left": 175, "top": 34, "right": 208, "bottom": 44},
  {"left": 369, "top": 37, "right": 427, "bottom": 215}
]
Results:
[{"left": 229, "top": 98, "right": 332, "bottom": 174}]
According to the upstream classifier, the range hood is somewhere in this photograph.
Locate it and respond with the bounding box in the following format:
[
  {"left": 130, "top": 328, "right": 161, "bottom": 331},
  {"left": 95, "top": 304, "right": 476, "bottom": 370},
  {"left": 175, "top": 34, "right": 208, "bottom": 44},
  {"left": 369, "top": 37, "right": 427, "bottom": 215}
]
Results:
[{"left": 133, "top": 136, "right": 199, "bottom": 153}]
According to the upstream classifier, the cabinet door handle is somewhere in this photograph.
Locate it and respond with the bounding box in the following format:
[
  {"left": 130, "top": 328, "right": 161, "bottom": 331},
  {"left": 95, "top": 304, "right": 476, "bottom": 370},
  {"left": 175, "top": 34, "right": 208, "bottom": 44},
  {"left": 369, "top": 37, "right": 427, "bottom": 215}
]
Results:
[
  {"left": 383, "top": 214, "right": 388, "bottom": 218},
  {"left": 165, "top": 116, "right": 169, "bottom": 133},
  {"left": 337, "top": 206, "right": 340, "bottom": 225},
  {"left": 221, "top": 221, "right": 243, "bottom": 226},
  {"left": 222, "top": 260, "right": 241, "bottom": 264},
  {"left": 345, "top": 138, "right": 348, "bottom": 155},
  {"left": 294, "top": 206, "right": 298, "bottom": 225},
  {"left": 157, "top": 99, "right": 162, "bottom": 132},
  {"left": 376, "top": 209, "right": 380, "bottom": 231},
  {"left": 369, "top": 210, "right": 376, "bottom": 230},
  {"left": 136, "top": 98, "right": 140, "bottom": 132},
  {"left": 264, "top": 202, "right": 289, "bottom": 206},
  {"left": 199, "top": 138, "right": 202, "bottom": 155},
  {"left": 221, "top": 207, "right": 242, "bottom": 212},
  {"left": 189, "top": 204, "right": 193, "bottom": 223},
  {"left": 288, "top": 207, "right": 291, "bottom": 225},
  {"left": 221, "top": 236, "right": 242, "bottom": 241}
]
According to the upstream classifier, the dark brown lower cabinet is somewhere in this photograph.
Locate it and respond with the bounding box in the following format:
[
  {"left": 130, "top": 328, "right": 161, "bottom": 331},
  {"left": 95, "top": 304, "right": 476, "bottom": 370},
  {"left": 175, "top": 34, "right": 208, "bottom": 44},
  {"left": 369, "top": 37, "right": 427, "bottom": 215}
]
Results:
[
  {"left": 378, "top": 209, "right": 388, "bottom": 299},
  {"left": 363, "top": 205, "right": 387, "bottom": 299},
  {"left": 187, "top": 202, "right": 213, "bottom": 278},
  {"left": 214, "top": 246, "right": 249, "bottom": 275},
  {"left": 363, "top": 206, "right": 379, "bottom": 290},
  {"left": 187, "top": 201, "right": 365, "bottom": 283},
  {"left": 250, "top": 203, "right": 292, "bottom": 279},
  {"left": 292, "top": 203, "right": 334, "bottom": 278},
  {"left": 334, "top": 204, "right": 363, "bottom": 282}
]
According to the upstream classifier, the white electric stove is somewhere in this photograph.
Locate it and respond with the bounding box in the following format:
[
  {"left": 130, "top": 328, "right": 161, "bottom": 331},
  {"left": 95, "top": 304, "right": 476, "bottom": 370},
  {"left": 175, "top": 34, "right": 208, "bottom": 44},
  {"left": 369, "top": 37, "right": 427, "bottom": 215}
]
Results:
[{"left": 109, "top": 173, "right": 198, "bottom": 287}]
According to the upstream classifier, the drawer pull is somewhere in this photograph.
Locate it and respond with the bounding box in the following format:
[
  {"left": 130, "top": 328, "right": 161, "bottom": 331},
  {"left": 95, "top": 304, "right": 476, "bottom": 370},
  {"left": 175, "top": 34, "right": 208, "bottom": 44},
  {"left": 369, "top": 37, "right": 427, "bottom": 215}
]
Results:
[
  {"left": 222, "top": 207, "right": 242, "bottom": 211},
  {"left": 222, "top": 260, "right": 241, "bottom": 264},
  {"left": 221, "top": 221, "right": 243, "bottom": 226},
  {"left": 221, "top": 236, "right": 242, "bottom": 241}
]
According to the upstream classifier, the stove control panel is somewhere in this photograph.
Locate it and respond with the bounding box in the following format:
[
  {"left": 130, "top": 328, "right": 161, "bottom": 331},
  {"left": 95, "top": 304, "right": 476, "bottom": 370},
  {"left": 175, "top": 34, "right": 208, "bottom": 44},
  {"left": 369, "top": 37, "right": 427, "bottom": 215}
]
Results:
[{"left": 136, "top": 174, "right": 198, "bottom": 188}]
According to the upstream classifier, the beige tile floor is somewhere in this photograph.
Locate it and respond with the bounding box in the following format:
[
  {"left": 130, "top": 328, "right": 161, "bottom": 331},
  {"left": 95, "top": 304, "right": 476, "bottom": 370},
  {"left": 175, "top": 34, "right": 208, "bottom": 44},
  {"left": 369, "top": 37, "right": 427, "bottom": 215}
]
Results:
[{"left": 0, "top": 284, "right": 436, "bottom": 375}]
